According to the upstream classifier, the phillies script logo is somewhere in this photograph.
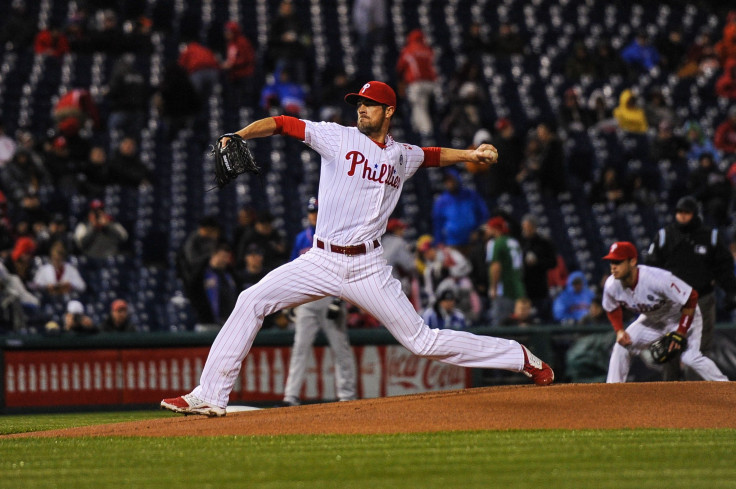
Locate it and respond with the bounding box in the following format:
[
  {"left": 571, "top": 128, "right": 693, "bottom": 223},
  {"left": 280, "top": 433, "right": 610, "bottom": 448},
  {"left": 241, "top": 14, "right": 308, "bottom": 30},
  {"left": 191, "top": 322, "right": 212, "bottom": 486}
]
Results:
[
  {"left": 617, "top": 298, "right": 666, "bottom": 313},
  {"left": 387, "top": 352, "right": 464, "bottom": 390},
  {"left": 346, "top": 151, "right": 400, "bottom": 188}
]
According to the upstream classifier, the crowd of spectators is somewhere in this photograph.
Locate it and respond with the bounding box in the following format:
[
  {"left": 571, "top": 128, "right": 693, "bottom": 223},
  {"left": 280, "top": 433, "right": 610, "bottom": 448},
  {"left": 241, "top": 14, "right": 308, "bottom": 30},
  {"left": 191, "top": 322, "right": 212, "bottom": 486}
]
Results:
[{"left": 0, "top": 0, "right": 735, "bottom": 335}]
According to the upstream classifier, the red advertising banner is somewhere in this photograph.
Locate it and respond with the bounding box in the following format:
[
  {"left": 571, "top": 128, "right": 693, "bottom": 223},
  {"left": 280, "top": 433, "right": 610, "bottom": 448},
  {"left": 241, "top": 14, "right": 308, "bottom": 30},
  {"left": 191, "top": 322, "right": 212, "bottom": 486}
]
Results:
[{"left": 3, "top": 345, "right": 470, "bottom": 409}]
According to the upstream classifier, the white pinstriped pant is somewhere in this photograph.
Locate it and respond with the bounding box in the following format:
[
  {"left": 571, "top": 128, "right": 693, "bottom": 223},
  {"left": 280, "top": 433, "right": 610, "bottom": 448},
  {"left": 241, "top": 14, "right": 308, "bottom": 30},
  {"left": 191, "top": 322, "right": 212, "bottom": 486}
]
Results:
[
  {"left": 606, "top": 311, "right": 728, "bottom": 383},
  {"left": 192, "top": 243, "right": 526, "bottom": 408}
]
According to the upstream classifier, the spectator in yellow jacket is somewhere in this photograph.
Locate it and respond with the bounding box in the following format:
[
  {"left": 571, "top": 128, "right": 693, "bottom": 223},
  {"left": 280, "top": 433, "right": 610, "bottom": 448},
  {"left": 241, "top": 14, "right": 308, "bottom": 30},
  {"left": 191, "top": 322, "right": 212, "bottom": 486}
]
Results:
[{"left": 613, "top": 89, "right": 648, "bottom": 133}]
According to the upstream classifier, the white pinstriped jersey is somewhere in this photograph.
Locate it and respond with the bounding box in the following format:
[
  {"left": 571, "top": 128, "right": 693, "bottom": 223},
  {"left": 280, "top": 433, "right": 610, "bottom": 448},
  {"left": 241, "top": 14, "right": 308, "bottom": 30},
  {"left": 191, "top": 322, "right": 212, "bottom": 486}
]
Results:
[
  {"left": 602, "top": 265, "right": 693, "bottom": 328},
  {"left": 303, "top": 121, "right": 426, "bottom": 245}
]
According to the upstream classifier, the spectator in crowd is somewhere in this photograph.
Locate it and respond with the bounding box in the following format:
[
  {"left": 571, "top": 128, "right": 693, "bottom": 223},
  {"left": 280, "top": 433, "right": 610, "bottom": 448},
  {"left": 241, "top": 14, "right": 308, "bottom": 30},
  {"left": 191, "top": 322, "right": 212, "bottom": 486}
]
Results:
[
  {"left": 715, "top": 58, "right": 736, "bottom": 99},
  {"left": 687, "top": 153, "right": 732, "bottom": 227},
  {"left": 233, "top": 206, "right": 257, "bottom": 250},
  {"left": 1, "top": 149, "right": 50, "bottom": 206},
  {"left": 266, "top": 0, "right": 309, "bottom": 83},
  {"left": 462, "top": 21, "right": 492, "bottom": 60},
  {"left": 33, "top": 22, "right": 69, "bottom": 57},
  {"left": 520, "top": 215, "right": 557, "bottom": 323},
  {"left": 0, "top": 123, "right": 18, "bottom": 168},
  {"left": 501, "top": 297, "right": 540, "bottom": 327},
  {"left": 683, "top": 120, "right": 720, "bottom": 164},
  {"left": 485, "top": 216, "right": 526, "bottom": 326},
  {"left": 714, "top": 11, "right": 736, "bottom": 65},
  {"left": 564, "top": 41, "right": 596, "bottom": 80},
  {"left": 417, "top": 235, "right": 478, "bottom": 319},
  {"left": 535, "top": 121, "right": 567, "bottom": 196},
  {"left": 73, "top": 199, "right": 128, "bottom": 259},
  {"left": 587, "top": 89, "right": 617, "bottom": 130},
  {"left": 552, "top": 271, "right": 595, "bottom": 324},
  {"left": 31, "top": 240, "right": 86, "bottom": 297},
  {"left": 650, "top": 120, "right": 689, "bottom": 190},
  {"left": 153, "top": 62, "right": 201, "bottom": 140},
  {"left": 643, "top": 87, "right": 676, "bottom": 131},
  {"left": 5, "top": 236, "right": 36, "bottom": 288},
  {"left": 396, "top": 28, "right": 438, "bottom": 138},
  {"left": 106, "top": 136, "right": 152, "bottom": 188},
  {"left": 559, "top": 87, "right": 594, "bottom": 133},
  {"left": 176, "top": 215, "right": 221, "bottom": 297},
  {"left": 178, "top": 36, "right": 220, "bottom": 99},
  {"left": 78, "top": 144, "right": 109, "bottom": 197},
  {"left": 382, "top": 218, "right": 418, "bottom": 303},
  {"left": 431, "top": 168, "right": 489, "bottom": 252},
  {"left": 235, "top": 243, "right": 268, "bottom": 290},
  {"left": 490, "top": 22, "right": 526, "bottom": 57},
  {"left": 316, "top": 68, "right": 355, "bottom": 125},
  {"left": 678, "top": 29, "right": 719, "bottom": 78},
  {"left": 352, "top": 0, "right": 387, "bottom": 60},
  {"left": 194, "top": 243, "right": 238, "bottom": 326},
  {"left": 621, "top": 30, "right": 660, "bottom": 74},
  {"left": 260, "top": 67, "right": 308, "bottom": 116},
  {"left": 0, "top": 262, "right": 34, "bottom": 333},
  {"left": 100, "top": 298, "right": 137, "bottom": 332},
  {"left": 107, "top": 55, "right": 150, "bottom": 139},
  {"left": 593, "top": 38, "right": 629, "bottom": 81},
  {"left": 235, "top": 210, "right": 288, "bottom": 272},
  {"left": 440, "top": 72, "right": 488, "bottom": 148},
  {"left": 53, "top": 88, "right": 101, "bottom": 138},
  {"left": 590, "top": 166, "right": 626, "bottom": 207},
  {"left": 63, "top": 299, "right": 97, "bottom": 334},
  {"left": 486, "top": 118, "right": 524, "bottom": 198},
  {"left": 579, "top": 295, "right": 607, "bottom": 325},
  {"left": 0, "top": 1, "right": 36, "bottom": 52},
  {"left": 221, "top": 21, "right": 256, "bottom": 108},
  {"left": 713, "top": 106, "right": 736, "bottom": 157},
  {"left": 656, "top": 28, "right": 687, "bottom": 74},
  {"left": 613, "top": 88, "right": 648, "bottom": 134},
  {"left": 646, "top": 195, "right": 736, "bottom": 382},
  {"left": 37, "top": 214, "right": 73, "bottom": 257},
  {"left": 421, "top": 288, "right": 468, "bottom": 330}
]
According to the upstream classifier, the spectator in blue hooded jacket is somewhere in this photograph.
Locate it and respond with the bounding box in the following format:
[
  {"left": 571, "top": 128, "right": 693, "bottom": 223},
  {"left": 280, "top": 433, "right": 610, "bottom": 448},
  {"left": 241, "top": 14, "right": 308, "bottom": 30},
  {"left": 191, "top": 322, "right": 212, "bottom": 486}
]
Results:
[
  {"left": 621, "top": 31, "right": 660, "bottom": 73},
  {"left": 552, "top": 271, "right": 595, "bottom": 324},
  {"left": 432, "top": 168, "right": 489, "bottom": 252}
]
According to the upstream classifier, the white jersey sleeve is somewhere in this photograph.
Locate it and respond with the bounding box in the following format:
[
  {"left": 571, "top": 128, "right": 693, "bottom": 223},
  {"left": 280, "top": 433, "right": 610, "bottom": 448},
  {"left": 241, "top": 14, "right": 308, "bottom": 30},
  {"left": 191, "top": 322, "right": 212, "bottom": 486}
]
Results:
[
  {"left": 303, "top": 121, "right": 344, "bottom": 162},
  {"left": 402, "top": 143, "right": 426, "bottom": 180},
  {"left": 601, "top": 275, "right": 619, "bottom": 312}
]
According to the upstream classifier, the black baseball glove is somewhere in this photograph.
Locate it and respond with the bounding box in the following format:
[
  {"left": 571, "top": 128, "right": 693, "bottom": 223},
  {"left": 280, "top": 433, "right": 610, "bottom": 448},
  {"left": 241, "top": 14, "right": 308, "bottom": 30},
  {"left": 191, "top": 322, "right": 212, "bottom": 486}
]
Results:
[
  {"left": 211, "top": 133, "right": 260, "bottom": 188},
  {"left": 649, "top": 331, "right": 687, "bottom": 364}
]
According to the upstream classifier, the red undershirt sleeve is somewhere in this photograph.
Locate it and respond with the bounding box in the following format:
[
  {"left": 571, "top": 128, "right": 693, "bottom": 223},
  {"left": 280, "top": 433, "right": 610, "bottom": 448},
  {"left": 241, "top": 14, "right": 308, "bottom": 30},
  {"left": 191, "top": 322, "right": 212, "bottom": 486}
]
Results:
[
  {"left": 421, "top": 147, "right": 441, "bottom": 167},
  {"left": 677, "top": 289, "right": 699, "bottom": 334},
  {"left": 607, "top": 307, "right": 624, "bottom": 332},
  {"left": 272, "top": 115, "right": 306, "bottom": 140}
]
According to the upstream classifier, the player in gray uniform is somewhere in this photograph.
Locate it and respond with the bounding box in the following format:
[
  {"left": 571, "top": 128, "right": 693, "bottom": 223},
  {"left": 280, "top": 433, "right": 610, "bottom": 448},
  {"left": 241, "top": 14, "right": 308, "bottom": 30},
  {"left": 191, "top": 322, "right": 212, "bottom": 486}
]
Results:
[{"left": 283, "top": 198, "right": 357, "bottom": 406}]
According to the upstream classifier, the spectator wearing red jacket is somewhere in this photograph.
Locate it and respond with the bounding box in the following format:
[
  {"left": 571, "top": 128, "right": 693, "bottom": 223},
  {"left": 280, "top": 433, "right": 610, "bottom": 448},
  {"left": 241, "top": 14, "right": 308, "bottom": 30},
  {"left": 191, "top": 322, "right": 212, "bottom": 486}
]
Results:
[
  {"left": 221, "top": 21, "right": 256, "bottom": 108},
  {"left": 396, "top": 29, "right": 438, "bottom": 138},
  {"left": 178, "top": 38, "right": 220, "bottom": 99},
  {"left": 33, "top": 24, "right": 69, "bottom": 57},
  {"left": 714, "top": 106, "right": 736, "bottom": 156},
  {"left": 715, "top": 58, "right": 736, "bottom": 99},
  {"left": 52, "top": 88, "right": 100, "bottom": 137}
]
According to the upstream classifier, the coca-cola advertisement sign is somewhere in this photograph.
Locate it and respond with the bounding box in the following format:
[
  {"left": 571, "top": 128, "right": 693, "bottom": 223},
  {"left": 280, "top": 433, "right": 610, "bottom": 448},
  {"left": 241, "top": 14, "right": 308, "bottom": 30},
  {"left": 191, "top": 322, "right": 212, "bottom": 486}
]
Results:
[{"left": 384, "top": 346, "right": 468, "bottom": 396}]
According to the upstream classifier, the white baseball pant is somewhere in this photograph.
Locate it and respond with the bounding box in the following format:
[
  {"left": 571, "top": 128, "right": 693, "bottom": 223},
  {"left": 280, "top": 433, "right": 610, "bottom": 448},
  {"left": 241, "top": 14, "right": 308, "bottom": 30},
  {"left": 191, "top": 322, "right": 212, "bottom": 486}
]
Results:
[
  {"left": 606, "top": 312, "right": 728, "bottom": 383},
  {"left": 283, "top": 297, "right": 356, "bottom": 403},
  {"left": 191, "top": 243, "right": 526, "bottom": 408}
]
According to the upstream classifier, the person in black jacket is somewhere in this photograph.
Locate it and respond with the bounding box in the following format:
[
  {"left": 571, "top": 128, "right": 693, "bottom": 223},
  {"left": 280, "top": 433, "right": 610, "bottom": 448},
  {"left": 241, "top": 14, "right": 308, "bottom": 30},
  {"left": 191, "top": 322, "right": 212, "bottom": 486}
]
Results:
[
  {"left": 520, "top": 215, "right": 558, "bottom": 323},
  {"left": 646, "top": 195, "right": 736, "bottom": 380}
]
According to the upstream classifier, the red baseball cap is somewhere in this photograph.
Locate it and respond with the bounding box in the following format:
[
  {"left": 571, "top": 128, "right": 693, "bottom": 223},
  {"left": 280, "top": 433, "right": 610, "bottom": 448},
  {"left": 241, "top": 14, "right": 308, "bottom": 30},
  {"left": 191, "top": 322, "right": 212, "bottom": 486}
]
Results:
[
  {"left": 387, "top": 218, "right": 407, "bottom": 232},
  {"left": 486, "top": 216, "right": 509, "bottom": 234},
  {"left": 602, "top": 241, "right": 638, "bottom": 261},
  {"left": 344, "top": 81, "right": 397, "bottom": 107}
]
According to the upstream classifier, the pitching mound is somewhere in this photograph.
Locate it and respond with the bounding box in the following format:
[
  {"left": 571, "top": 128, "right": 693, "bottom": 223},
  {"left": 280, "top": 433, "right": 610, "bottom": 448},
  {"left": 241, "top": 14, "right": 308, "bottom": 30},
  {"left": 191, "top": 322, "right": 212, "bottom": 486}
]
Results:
[{"left": 10, "top": 382, "right": 736, "bottom": 438}]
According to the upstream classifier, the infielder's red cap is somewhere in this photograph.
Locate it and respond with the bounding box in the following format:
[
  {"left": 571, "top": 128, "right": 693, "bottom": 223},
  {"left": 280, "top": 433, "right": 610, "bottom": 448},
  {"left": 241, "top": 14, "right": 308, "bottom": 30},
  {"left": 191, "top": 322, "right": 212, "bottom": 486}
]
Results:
[
  {"left": 602, "top": 241, "right": 638, "bottom": 261},
  {"left": 344, "top": 81, "right": 397, "bottom": 107}
]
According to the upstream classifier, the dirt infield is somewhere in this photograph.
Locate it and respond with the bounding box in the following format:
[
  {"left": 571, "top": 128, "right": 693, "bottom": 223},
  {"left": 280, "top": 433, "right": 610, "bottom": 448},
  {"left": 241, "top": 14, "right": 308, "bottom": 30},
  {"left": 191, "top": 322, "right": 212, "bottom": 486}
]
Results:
[{"left": 9, "top": 382, "right": 736, "bottom": 438}]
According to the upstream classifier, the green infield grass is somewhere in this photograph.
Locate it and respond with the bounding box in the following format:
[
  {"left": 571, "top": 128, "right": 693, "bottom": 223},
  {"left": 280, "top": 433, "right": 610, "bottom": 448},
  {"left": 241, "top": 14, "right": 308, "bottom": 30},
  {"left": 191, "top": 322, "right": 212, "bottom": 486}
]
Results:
[{"left": 1, "top": 412, "right": 734, "bottom": 489}]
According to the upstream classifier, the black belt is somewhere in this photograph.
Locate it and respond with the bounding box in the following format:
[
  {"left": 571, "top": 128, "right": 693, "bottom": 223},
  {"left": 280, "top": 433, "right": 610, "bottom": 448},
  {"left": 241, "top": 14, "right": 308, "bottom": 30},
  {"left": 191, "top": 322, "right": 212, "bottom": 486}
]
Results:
[{"left": 316, "top": 239, "right": 380, "bottom": 256}]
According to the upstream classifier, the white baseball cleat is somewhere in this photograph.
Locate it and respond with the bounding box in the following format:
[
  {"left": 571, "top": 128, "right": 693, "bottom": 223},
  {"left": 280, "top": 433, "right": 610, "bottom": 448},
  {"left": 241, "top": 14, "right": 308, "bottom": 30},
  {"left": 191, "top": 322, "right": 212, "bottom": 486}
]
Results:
[{"left": 161, "top": 393, "right": 226, "bottom": 417}]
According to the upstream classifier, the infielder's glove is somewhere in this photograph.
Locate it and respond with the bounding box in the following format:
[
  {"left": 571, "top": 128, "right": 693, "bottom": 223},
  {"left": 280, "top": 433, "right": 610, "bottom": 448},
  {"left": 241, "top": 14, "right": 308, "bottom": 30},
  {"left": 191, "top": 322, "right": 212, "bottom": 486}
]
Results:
[
  {"left": 211, "top": 133, "right": 260, "bottom": 188},
  {"left": 649, "top": 331, "right": 687, "bottom": 364}
]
